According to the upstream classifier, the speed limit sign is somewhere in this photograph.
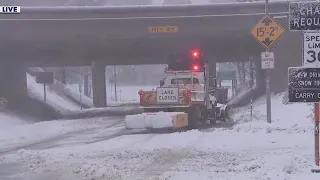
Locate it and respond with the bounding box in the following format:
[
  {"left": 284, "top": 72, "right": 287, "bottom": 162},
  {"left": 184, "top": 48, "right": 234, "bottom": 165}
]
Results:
[{"left": 304, "top": 32, "right": 320, "bottom": 67}]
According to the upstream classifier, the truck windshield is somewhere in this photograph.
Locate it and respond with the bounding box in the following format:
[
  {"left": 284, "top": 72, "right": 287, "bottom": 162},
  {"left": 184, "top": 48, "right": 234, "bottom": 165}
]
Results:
[{"left": 171, "top": 78, "right": 199, "bottom": 84}]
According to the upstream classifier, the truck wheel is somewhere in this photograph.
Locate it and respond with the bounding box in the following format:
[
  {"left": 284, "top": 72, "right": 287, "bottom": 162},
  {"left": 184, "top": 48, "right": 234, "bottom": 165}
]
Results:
[
  {"left": 201, "top": 107, "right": 208, "bottom": 123},
  {"left": 210, "top": 108, "right": 217, "bottom": 125},
  {"left": 223, "top": 106, "right": 229, "bottom": 120},
  {"left": 187, "top": 106, "right": 199, "bottom": 129},
  {"left": 219, "top": 105, "right": 229, "bottom": 122},
  {"left": 223, "top": 106, "right": 234, "bottom": 124}
]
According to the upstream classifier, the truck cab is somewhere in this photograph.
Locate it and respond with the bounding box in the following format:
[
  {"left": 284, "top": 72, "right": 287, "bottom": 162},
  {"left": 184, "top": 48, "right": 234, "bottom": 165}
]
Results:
[{"left": 159, "top": 71, "right": 218, "bottom": 107}]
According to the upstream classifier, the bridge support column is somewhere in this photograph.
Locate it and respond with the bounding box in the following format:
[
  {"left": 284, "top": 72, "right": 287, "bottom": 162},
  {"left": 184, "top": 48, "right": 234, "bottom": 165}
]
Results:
[
  {"left": 92, "top": 61, "right": 107, "bottom": 107},
  {"left": 0, "top": 62, "right": 27, "bottom": 108}
]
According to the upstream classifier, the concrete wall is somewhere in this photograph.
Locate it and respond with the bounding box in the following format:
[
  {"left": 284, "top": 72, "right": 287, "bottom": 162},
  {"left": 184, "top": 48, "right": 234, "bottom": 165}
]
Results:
[{"left": 0, "top": 62, "right": 28, "bottom": 107}]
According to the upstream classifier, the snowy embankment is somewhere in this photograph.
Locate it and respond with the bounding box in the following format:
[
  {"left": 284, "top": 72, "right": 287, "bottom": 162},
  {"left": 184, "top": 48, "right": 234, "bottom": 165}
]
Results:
[
  {"left": 27, "top": 72, "right": 152, "bottom": 119},
  {"left": 64, "top": 85, "right": 93, "bottom": 108},
  {"left": 28, "top": 67, "right": 94, "bottom": 109},
  {"left": 27, "top": 74, "right": 81, "bottom": 113},
  {"left": 29, "top": 72, "right": 148, "bottom": 109},
  {"left": 48, "top": 81, "right": 94, "bottom": 109},
  {"left": 1, "top": 92, "right": 319, "bottom": 179}
]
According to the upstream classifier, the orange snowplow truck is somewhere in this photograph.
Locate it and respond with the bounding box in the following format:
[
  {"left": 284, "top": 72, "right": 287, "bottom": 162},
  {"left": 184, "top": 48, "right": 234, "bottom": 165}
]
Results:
[
  {"left": 124, "top": 70, "right": 229, "bottom": 130},
  {"left": 125, "top": 50, "right": 229, "bottom": 131}
]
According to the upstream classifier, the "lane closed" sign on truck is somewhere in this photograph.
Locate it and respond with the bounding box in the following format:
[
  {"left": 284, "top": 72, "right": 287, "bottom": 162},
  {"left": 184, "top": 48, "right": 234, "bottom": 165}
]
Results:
[{"left": 156, "top": 87, "right": 179, "bottom": 103}]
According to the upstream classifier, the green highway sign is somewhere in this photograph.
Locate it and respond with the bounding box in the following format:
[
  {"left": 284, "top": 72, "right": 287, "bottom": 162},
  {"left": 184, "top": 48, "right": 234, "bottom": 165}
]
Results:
[{"left": 217, "top": 70, "right": 236, "bottom": 80}]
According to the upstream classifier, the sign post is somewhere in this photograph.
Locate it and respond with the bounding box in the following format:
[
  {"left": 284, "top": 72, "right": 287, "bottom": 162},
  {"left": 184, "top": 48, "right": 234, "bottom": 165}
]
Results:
[
  {"left": 249, "top": 57, "right": 254, "bottom": 121},
  {"left": 313, "top": 98, "right": 320, "bottom": 172},
  {"left": 35, "top": 72, "right": 54, "bottom": 103},
  {"left": 250, "top": 9, "right": 285, "bottom": 124},
  {"left": 79, "top": 78, "right": 83, "bottom": 110},
  {"left": 289, "top": 2, "right": 320, "bottom": 171}
]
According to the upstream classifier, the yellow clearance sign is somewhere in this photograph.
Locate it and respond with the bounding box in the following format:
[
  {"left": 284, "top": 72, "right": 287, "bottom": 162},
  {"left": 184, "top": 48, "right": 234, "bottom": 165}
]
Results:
[
  {"left": 250, "top": 15, "right": 285, "bottom": 49},
  {"left": 148, "top": 26, "right": 178, "bottom": 33}
]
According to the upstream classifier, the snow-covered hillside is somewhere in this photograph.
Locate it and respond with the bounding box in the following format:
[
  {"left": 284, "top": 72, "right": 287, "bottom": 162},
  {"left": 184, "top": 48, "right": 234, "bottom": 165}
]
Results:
[
  {"left": 232, "top": 93, "right": 313, "bottom": 133},
  {"left": 27, "top": 74, "right": 81, "bottom": 112},
  {"left": 0, "top": 92, "right": 318, "bottom": 179}
]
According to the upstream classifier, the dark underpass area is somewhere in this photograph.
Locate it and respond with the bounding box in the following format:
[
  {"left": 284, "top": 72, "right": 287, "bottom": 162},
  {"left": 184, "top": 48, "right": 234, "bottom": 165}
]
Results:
[{"left": 2, "top": 59, "right": 266, "bottom": 123}]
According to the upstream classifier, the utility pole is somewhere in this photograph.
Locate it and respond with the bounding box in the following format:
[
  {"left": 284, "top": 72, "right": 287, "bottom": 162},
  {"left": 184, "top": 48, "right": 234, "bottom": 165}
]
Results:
[
  {"left": 265, "top": 0, "right": 271, "bottom": 123},
  {"left": 43, "top": 83, "right": 47, "bottom": 102},
  {"left": 249, "top": 57, "right": 254, "bottom": 122}
]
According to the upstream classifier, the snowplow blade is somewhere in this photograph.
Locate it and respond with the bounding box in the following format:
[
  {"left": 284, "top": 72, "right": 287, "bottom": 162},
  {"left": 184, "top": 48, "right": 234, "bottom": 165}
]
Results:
[{"left": 125, "top": 112, "right": 188, "bottom": 130}]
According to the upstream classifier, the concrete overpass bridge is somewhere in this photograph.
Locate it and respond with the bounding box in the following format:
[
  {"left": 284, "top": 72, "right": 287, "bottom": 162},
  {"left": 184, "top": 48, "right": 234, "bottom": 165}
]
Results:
[
  {"left": 0, "top": 1, "right": 303, "bottom": 107},
  {"left": 1, "top": 1, "right": 289, "bottom": 65}
]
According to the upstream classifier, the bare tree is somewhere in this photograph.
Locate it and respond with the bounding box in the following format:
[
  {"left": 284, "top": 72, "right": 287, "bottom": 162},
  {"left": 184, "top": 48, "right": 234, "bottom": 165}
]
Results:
[{"left": 0, "top": 97, "right": 7, "bottom": 112}]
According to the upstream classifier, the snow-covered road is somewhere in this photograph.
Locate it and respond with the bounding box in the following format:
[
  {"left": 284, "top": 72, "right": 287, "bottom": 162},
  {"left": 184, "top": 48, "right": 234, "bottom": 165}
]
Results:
[
  {"left": 0, "top": 117, "right": 127, "bottom": 154},
  {"left": 0, "top": 93, "right": 320, "bottom": 180},
  {"left": 1, "top": 127, "right": 318, "bottom": 180}
]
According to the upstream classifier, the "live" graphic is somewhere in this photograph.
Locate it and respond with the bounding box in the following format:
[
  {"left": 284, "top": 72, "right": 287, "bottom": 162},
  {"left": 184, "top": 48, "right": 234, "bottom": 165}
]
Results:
[{"left": 0, "top": 6, "right": 21, "bottom": 14}]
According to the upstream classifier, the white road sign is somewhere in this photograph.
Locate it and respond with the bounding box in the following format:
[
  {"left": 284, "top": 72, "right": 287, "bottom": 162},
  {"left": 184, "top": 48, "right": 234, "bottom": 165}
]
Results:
[
  {"left": 304, "top": 32, "right": 320, "bottom": 67},
  {"left": 261, "top": 52, "right": 274, "bottom": 69},
  {"left": 156, "top": 87, "right": 179, "bottom": 103}
]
